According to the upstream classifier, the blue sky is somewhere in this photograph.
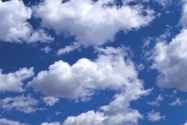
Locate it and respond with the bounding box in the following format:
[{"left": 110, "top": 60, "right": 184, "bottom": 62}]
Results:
[{"left": 0, "top": 0, "right": 187, "bottom": 125}]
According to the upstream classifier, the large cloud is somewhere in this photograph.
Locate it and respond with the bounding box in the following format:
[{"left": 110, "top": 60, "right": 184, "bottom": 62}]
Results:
[
  {"left": 63, "top": 73, "right": 149, "bottom": 125},
  {"left": 41, "top": 80, "right": 149, "bottom": 125},
  {"left": 29, "top": 47, "right": 140, "bottom": 101},
  {"left": 30, "top": 46, "right": 150, "bottom": 124},
  {"left": 152, "top": 29, "right": 187, "bottom": 91},
  {"left": 33, "top": 0, "right": 154, "bottom": 46},
  {"left": 0, "top": 0, "right": 53, "bottom": 43},
  {"left": 0, "top": 67, "right": 34, "bottom": 92}
]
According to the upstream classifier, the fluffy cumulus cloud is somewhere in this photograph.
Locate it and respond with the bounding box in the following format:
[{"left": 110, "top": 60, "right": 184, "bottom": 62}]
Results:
[
  {"left": 29, "top": 46, "right": 150, "bottom": 124},
  {"left": 147, "top": 110, "right": 166, "bottom": 122},
  {"left": 152, "top": 29, "right": 187, "bottom": 91},
  {"left": 0, "top": 0, "right": 53, "bottom": 43},
  {"left": 0, "top": 95, "right": 38, "bottom": 114},
  {"left": 29, "top": 46, "right": 143, "bottom": 101},
  {"left": 0, "top": 118, "right": 27, "bottom": 125},
  {"left": 63, "top": 80, "right": 149, "bottom": 125},
  {"left": 33, "top": 0, "right": 154, "bottom": 46},
  {"left": 0, "top": 67, "right": 34, "bottom": 92}
]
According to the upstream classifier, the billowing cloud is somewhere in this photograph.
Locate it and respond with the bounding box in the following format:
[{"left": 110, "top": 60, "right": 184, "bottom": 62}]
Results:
[
  {"left": 152, "top": 29, "right": 187, "bottom": 91},
  {"left": 0, "top": 118, "right": 27, "bottom": 125},
  {"left": 29, "top": 46, "right": 150, "bottom": 124},
  {"left": 0, "top": 95, "right": 38, "bottom": 114},
  {"left": 63, "top": 78, "right": 150, "bottom": 125},
  {"left": 33, "top": 0, "right": 154, "bottom": 46},
  {"left": 147, "top": 110, "right": 166, "bottom": 122},
  {"left": 29, "top": 47, "right": 149, "bottom": 125},
  {"left": 0, "top": 0, "right": 53, "bottom": 43},
  {"left": 0, "top": 67, "right": 34, "bottom": 92},
  {"left": 29, "top": 47, "right": 141, "bottom": 101}
]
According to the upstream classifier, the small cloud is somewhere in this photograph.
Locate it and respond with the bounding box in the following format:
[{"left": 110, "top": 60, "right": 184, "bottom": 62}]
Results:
[
  {"left": 0, "top": 118, "right": 28, "bottom": 125},
  {"left": 147, "top": 110, "right": 166, "bottom": 122},
  {"left": 41, "top": 46, "right": 51, "bottom": 54},
  {"left": 154, "top": 0, "right": 172, "bottom": 8},
  {"left": 147, "top": 94, "right": 163, "bottom": 107},
  {"left": 0, "top": 95, "right": 39, "bottom": 114},
  {"left": 57, "top": 42, "right": 80, "bottom": 56},
  {"left": 169, "top": 98, "right": 185, "bottom": 106},
  {"left": 55, "top": 112, "right": 61, "bottom": 116},
  {"left": 43, "top": 96, "right": 59, "bottom": 106}
]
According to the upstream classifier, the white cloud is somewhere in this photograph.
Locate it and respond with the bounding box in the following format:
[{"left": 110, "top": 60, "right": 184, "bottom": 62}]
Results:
[
  {"left": 169, "top": 98, "right": 185, "bottom": 106},
  {"left": 0, "top": 0, "right": 53, "bottom": 43},
  {"left": 0, "top": 67, "right": 34, "bottom": 92},
  {"left": 43, "top": 96, "right": 59, "bottom": 106},
  {"left": 33, "top": 0, "right": 154, "bottom": 46},
  {"left": 63, "top": 110, "right": 106, "bottom": 125},
  {"left": 29, "top": 46, "right": 141, "bottom": 102},
  {"left": 0, "top": 118, "right": 27, "bottom": 125},
  {"left": 148, "top": 94, "right": 163, "bottom": 106},
  {"left": 147, "top": 110, "right": 166, "bottom": 122},
  {"left": 57, "top": 42, "right": 80, "bottom": 56},
  {"left": 154, "top": 0, "right": 172, "bottom": 7},
  {"left": 184, "top": 122, "right": 187, "bottom": 125},
  {"left": 41, "top": 46, "right": 51, "bottom": 53},
  {"left": 180, "top": 0, "right": 187, "bottom": 27},
  {"left": 29, "top": 46, "right": 150, "bottom": 124},
  {"left": 41, "top": 122, "right": 61, "bottom": 125},
  {"left": 63, "top": 83, "right": 150, "bottom": 125},
  {"left": 152, "top": 29, "right": 187, "bottom": 91},
  {"left": 0, "top": 95, "right": 38, "bottom": 114}
]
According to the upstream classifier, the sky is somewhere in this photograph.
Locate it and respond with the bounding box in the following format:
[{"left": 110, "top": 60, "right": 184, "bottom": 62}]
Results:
[{"left": 0, "top": 0, "right": 187, "bottom": 125}]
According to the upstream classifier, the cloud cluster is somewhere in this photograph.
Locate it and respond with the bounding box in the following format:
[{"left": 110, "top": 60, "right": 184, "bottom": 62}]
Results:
[
  {"left": 0, "top": 0, "right": 53, "bottom": 43},
  {"left": 63, "top": 78, "right": 149, "bottom": 125},
  {"left": 33, "top": 0, "right": 154, "bottom": 46},
  {"left": 0, "top": 67, "right": 34, "bottom": 92},
  {"left": 29, "top": 46, "right": 150, "bottom": 124}
]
